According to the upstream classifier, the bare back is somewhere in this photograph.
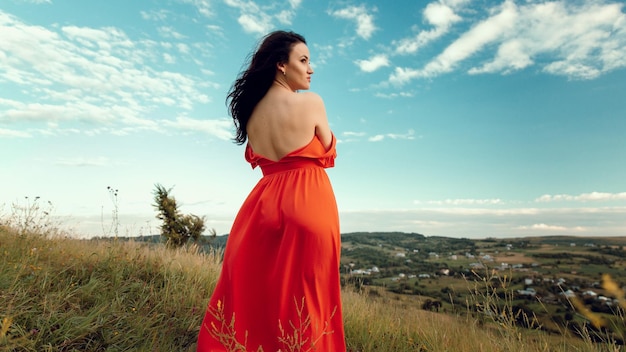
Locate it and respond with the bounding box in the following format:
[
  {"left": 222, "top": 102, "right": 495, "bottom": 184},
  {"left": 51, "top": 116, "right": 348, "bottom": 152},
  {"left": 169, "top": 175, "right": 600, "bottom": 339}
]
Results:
[{"left": 246, "top": 86, "right": 332, "bottom": 162}]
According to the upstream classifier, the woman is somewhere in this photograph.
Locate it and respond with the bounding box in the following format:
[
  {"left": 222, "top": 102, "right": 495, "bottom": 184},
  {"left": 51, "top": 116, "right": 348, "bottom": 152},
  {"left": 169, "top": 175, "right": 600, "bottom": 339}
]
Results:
[{"left": 197, "top": 31, "right": 346, "bottom": 351}]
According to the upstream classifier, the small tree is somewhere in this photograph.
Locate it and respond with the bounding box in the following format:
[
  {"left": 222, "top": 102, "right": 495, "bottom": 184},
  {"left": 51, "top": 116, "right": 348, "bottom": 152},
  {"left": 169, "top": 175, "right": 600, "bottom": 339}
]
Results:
[{"left": 152, "top": 183, "right": 207, "bottom": 248}]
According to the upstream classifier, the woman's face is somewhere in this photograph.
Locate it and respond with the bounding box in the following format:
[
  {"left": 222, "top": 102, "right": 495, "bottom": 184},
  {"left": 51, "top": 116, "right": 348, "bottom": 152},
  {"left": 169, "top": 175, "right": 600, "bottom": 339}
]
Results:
[{"left": 282, "top": 42, "right": 313, "bottom": 91}]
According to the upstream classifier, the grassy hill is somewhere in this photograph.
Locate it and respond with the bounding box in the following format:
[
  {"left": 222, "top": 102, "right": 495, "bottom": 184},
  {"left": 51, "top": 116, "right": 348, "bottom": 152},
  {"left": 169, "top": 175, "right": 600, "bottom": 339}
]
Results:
[{"left": 1, "top": 225, "right": 624, "bottom": 351}]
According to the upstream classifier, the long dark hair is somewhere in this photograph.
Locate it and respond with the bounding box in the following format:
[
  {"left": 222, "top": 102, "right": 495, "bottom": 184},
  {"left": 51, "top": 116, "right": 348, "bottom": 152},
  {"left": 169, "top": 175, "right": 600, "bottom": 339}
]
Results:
[{"left": 227, "top": 30, "right": 306, "bottom": 145}]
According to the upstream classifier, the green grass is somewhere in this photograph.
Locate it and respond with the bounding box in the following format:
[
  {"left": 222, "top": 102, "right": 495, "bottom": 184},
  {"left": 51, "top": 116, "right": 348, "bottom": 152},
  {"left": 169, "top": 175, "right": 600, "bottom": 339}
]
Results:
[{"left": 1, "top": 223, "right": 624, "bottom": 351}]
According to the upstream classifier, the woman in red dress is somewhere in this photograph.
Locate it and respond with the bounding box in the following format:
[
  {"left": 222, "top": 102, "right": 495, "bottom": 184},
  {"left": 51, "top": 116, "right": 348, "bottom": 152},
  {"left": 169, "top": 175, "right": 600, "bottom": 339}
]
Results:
[{"left": 196, "top": 31, "right": 346, "bottom": 351}]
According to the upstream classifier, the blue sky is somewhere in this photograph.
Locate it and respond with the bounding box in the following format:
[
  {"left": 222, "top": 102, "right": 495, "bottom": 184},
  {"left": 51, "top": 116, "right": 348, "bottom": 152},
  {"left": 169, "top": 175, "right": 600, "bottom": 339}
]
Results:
[{"left": 1, "top": 0, "right": 625, "bottom": 239}]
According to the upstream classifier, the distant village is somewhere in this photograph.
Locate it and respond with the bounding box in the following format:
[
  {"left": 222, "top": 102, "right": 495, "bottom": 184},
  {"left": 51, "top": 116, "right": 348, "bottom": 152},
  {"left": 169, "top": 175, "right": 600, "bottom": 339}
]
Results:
[{"left": 343, "top": 239, "right": 623, "bottom": 310}]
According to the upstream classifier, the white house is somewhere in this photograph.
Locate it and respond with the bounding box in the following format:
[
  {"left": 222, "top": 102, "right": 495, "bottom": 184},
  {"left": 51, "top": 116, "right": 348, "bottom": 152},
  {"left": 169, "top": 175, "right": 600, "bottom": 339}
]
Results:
[{"left": 517, "top": 288, "right": 537, "bottom": 297}]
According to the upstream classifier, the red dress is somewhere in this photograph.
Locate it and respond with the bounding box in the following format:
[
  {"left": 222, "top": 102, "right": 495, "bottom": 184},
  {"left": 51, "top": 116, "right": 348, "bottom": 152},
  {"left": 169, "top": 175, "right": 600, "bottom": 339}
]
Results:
[{"left": 197, "top": 134, "right": 346, "bottom": 352}]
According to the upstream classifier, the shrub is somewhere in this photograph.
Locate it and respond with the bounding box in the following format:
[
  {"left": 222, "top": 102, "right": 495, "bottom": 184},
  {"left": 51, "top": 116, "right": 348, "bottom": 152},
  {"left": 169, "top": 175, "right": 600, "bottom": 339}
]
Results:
[{"left": 152, "top": 183, "right": 213, "bottom": 248}]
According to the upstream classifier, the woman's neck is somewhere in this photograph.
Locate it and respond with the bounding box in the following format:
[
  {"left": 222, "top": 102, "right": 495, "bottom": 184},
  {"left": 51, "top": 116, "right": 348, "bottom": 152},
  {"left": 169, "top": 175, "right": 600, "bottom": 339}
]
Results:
[{"left": 272, "top": 78, "right": 294, "bottom": 92}]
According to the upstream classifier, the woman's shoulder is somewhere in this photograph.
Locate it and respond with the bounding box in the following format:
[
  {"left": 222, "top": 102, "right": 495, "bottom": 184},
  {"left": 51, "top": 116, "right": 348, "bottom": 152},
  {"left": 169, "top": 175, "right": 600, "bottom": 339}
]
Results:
[
  {"left": 267, "top": 89, "right": 323, "bottom": 108},
  {"left": 297, "top": 92, "right": 329, "bottom": 140},
  {"left": 297, "top": 91, "right": 323, "bottom": 103},
  {"left": 293, "top": 91, "right": 325, "bottom": 114}
]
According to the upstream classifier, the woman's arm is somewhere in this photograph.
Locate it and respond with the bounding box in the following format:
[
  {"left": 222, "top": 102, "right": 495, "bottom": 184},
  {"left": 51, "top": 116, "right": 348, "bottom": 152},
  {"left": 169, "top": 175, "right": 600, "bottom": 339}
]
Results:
[{"left": 301, "top": 92, "right": 332, "bottom": 149}]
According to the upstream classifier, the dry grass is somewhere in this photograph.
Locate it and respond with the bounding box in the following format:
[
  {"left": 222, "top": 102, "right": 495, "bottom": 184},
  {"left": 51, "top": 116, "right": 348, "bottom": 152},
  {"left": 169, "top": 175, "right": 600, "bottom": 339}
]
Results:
[
  {"left": 342, "top": 283, "right": 620, "bottom": 352},
  {"left": 0, "top": 224, "right": 221, "bottom": 351},
  {"left": 0, "top": 205, "right": 623, "bottom": 351}
]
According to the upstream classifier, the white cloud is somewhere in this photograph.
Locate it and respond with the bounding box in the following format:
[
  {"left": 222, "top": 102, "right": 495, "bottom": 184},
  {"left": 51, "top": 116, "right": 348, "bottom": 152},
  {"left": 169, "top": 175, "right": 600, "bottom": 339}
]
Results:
[
  {"left": 238, "top": 13, "right": 272, "bottom": 35},
  {"left": 62, "top": 26, "right": 126, "bottom": 48},
  {"left": 469, "top": 39, "right": 533, "bottom": 74},
  {"left": 375, "top": 91, "right": 414, "bottom": 99},
  {"left": 342, "top": 131, "right": 366, "bottom": 137},
  {"left": 390, "top": 0, "right": 626, "bottom": 84},
  {"left": 355, "top": 54, "right": 389, "bottom": 72},
  {"left": 418, "top": 0, "right": 518, "bottom": 78},
  {"left": 276, "top": 10, "right": 294, "bottom": 25},
  {"left": 0, "top": 128, "right": 32, "bottom": 138},
  {"left": 277, "top": 0, "right": 302, "bottom": 25},
  {"left": 424, "top": 2, "right": 460, "bottom": 27},
  {"left": 471, "top": 1, "right": 626, "bottom": 79},
  {"left": 140, "top": 10, "right": 169, "bottom": 21},
  {"left": 419, "top": 198, "right": 503, "bottom": 206},
  {"left": 54, "top": 157, "right": 110, "bottom": 167},
  {"left": 387, "top": 129, "right": 416, "bottom": 140},
  {"left": 180, "top": 0, "right": 213, "bottom": 18},
  {"left": 388, "top": 67, "right": 420, "bottom": 85},
  {"left": 368, "top": 129, "right": 415, "bottom": 142},
  {"left": 177, "top": 43, "right": 190, "bottom": 54},
  {"left": 330, "top": 5, "right": 377, "bottom": 40},
  {"left": 158, "top": 26, "right": 186, "bottom": 39},
  {"left": 225, "top": 0, "right": 301, "bottom": 34},
  {"left": 0, "top": 11, "right": 226, "bottom": 139},
  {"left": 0, "top": 98, "right": 24, "bottom": 108},
  {"left": 339, "top": 206, "right": 625, "bottom": 237},
  {"left": 394, "top": 0, "right": 468, "bottom": 55},
  {"left": 312, "top": 44, "right": 333, "bottom": 66},
  {"left": 536, "top": 191, "right": 626, "bottom": 202},
  {"left": 163, "top": 53, "right": 176, "bottom": 64}
]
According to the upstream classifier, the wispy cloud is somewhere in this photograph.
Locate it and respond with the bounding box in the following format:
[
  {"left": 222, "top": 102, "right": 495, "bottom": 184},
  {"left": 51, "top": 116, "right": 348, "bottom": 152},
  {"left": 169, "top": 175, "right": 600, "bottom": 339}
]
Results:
[
  {"left": 536, "top": 191, "right": 626, "bottom": 202},
  {"left": 0, "top": 10, "right": 226, "bottom": 139},
  {"left": 368, "top": 129, "right": 416, "bottom": 142},
  {"left": 330, "top": 5, "right": 377, "bottom": 40},
  {"left": 374, "top": 91, "right": 414, "bottom": 99},
  {"left": 389, "top": 0, "right": 626, "bottom": 85},
  {"left": 312, "top": 44, "right": 334, "bottom": 66},
  {"left": 140, "top": 9, "right": 170, "bottom": 21},
  {"left": 394, "top": 0, "right": 469, "bottom": 55},
  {"left": 417, "top": 198, "right": 503, "bottom": 206},
  {"left": 280, "top": 0, "right": 302, "bottom": 25},
  {"left": 0, "top": 128, "right": 32, "bottom": 138},
  {"left": 157, "top": 26, "right": 186, "bottom": 39},
  {"left": 339, "top": 206, "right": 626, "bottom": 237},
  {"left": 391, "top": 0, "right": 517, "bottom": 84},
  {"left": 416, "top": 192, "right": 626, "bottom": 209},
  {"left": 180, "top": 0, "right": 214, "bottom": 18},
  {"left": 225, "top": 0, "right": 302, "bottom": 34},
  {"left": 337, "top": 129, "right": 417, "bottom": 143},
  {"left": 342, "top": 131, "right": 367, "bottom": 137},
  {"left": 405, "top": 192, "right": 626, "bottom": 236},
  {"left": 54, "top": 157, "right": 111, "bottom": 167}
]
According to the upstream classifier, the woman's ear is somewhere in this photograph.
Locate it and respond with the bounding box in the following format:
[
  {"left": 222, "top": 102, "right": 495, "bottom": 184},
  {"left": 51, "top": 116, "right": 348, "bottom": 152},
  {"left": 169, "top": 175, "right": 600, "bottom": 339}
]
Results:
[{"left": 276, "top": 62, "right": 286, "bottom": 74}]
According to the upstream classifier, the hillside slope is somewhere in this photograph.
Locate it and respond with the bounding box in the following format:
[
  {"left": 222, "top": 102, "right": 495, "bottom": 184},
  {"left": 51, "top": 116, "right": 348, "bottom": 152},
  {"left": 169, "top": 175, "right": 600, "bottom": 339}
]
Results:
[{"left": 1, "top": 226, "right": 619, "bottom": 351}]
